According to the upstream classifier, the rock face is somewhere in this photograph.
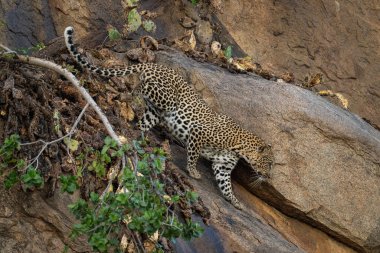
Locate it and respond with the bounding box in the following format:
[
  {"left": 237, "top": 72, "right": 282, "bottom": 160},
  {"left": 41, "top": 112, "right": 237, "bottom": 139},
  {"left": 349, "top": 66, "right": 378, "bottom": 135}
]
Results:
[
  {"left": 215, "top": 0, "right": 380, "bottom": 127},
  {"left": 0, "top": 0, "right": 127, "bottom": 48},
  {"left": 171, "top": 145, "right": 357, "bottom": 253},
  {"left": 170, "top": 143, "right": 304, "bottom": 253},
  {"left": 0, "top": 186, "right": 90, "bottom": 253},
  {"left": 3, "top": 0, "right": 378, "bottom": 127},
  {"left": 156, "top": 49, "right": 380, "bottom": 252}
]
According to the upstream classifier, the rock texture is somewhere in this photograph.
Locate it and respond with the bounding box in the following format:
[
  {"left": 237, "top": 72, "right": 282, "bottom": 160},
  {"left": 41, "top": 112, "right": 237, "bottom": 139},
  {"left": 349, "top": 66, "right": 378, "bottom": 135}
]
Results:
[
  {"left": 0, "top": 186, "right": 90, "bottom": 253},
  {"left": 0, "top": 0, "right": 127, "bottom": 48},
  {"left": 171, "top": 145, "right": 356, "bottom": 253},
  {"left": 156, "top": 49, "right": 380, "bottom": 252},
  {"left": 170, "top": 144, "right": 304, "bottom": 253},
  {"left": 215, "top": 0, "right": 380, "bottom": 127}
]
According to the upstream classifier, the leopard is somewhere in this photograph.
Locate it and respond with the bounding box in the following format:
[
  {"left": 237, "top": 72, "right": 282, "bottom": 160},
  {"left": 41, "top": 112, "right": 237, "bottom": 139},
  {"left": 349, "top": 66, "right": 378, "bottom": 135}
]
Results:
[{"left": 64, "top": 26, "right": 274, "bottom": 209}]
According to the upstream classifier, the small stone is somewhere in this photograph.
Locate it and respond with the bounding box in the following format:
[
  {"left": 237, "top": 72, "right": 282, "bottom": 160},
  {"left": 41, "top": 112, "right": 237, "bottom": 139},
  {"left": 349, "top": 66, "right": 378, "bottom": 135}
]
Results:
[
  {"left": 180, "top": 16, "right": 196, "bottom": 28},
  {"left": 12, "top": 88, "right": 23, "bottom": 99},
  {"left": 0, "top": 207, "right": 13, "bottom": 217},
  {"left": 211, "top": 41, "right": 222, "bottom": 56},
  {"left": 195, "top": 20, "right": 213, "bottom": 45}
]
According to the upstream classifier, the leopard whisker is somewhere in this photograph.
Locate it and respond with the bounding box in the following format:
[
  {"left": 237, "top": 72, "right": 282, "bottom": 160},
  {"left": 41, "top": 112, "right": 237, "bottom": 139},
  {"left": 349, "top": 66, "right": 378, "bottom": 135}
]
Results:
[{"left": 248, "top": 176, "right": 265, "bottom": 189}]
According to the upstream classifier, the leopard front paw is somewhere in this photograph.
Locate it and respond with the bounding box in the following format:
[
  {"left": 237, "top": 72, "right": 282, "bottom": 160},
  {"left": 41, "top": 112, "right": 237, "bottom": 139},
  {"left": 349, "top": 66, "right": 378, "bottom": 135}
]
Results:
[
  {"left": 188, "top": 170, "right": 202, "bottom": 179},
  {"left": 231, "top": 198, "right": 243, "bottom": 210}
]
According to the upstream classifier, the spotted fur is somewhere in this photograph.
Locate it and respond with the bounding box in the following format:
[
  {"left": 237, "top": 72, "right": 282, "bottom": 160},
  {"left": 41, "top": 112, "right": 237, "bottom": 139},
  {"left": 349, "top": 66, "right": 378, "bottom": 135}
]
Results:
[{"left": 64, "top": 26, "right": 274, "bottom": 209}]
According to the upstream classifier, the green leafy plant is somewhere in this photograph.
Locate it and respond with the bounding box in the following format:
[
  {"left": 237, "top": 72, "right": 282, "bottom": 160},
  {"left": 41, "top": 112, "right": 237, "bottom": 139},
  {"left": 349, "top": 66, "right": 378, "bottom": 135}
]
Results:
[
  {"left": 1, "top": 134, "right": 43, "bottom": 190},
  {"left": 34, "top": 42, "right": 46, "bottom": 51},
  {"left": 69, "top": 137, "right": 204, "bottom": 252},
  {"left": 0, "top": 134, "right": 21, "bottom": 171},
  {"left": 60, "top": 175, "right": 79, "bottom": 194},
  {"left": 4, "top": 170, "right": 19, "bottom": 189},
  {"left": 124, "top": 1, "right": 157, "bottom": 34},
  {"left": 0, "top": 134, "right": 38, "bottom": 190},
  {"left": 1, "top": 133, "right": 204, "bottom": 252},
  {"left": 87, "top": 136, "right": 121, "bottom": 177},
  {"left": 64, "top": 137, "right": 79, "bottom": 152},
  {"left": 21, "top": 167, "right": 44, "bottom": 190}
]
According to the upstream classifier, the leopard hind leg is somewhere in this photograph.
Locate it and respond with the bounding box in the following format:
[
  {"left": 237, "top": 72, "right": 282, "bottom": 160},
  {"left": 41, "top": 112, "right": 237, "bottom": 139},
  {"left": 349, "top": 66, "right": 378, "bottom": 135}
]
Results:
[{"left": 137, "top": 103, "right": 160, "bottom": 132}]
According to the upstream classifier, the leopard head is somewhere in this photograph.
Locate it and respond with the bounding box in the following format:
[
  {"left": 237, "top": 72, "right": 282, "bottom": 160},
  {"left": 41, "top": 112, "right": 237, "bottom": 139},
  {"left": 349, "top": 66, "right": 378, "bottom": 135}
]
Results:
[
  {"left": 238, "top": 138, "right": 274, "bottom": 180},
  {"left": 252, "top": 144, "right": 274, "bottom": 178}
]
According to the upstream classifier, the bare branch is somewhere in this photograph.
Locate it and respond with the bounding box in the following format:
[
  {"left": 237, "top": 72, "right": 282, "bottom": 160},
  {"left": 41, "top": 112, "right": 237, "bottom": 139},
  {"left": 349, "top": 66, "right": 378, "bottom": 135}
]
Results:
[{"left": 23, "top": 103, "right": 89, "bottom": 171}]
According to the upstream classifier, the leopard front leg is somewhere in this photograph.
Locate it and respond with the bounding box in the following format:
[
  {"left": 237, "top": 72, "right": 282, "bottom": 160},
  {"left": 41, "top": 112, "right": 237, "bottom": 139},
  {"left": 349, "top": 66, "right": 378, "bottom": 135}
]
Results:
[{"left": 212, "top": 158, "right": 242, "bottom": 209}]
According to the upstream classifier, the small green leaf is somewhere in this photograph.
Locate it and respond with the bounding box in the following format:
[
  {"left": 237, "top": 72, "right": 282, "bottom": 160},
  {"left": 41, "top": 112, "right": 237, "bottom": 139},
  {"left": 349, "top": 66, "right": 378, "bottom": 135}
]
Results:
[
  {"left": 104, "top": 136, "right": 117, "bottom": 148},
  {"left": 16, "top": 159, "right": 26, "bottom": 169},
  {"left": 185, "top": 191, "right": 199, "bottom": 203},
  {"left": 127, "top": 8, "right": 142, "bottom": 33},
  {"left": 171, "top": 195, "right": 180, "bottom": 203},
  {"left": 21, "top": 168, "right": 44, "bottom": 189},
  {"left": 89, "top": 232, "right": 109, "bottom": 252},
  {"left": 104, "top": 136, "right": 112, "bottom": 146},
  {"left": 108, "top": 211, "right": 120, "bottom": 223},
  {"left": 116, "top": 193, "right": 129, "bottom": 205},
  {"left": 182, "top": 220, "right": 204, "bottom": 240},
  {"left": 108, "top": 28, "right": 121, "bottom": 41},
  {"left": 224, "top": 45, "right": 232, "bottom": 60},
  {"left": 142, "top": 20, "right": 156, "bottom": 32},
  {"left": 191, "top": 0, "right": 199, "bottom": 6},
  {"left": 34, "top": 42, "right": 45, "bottom": 51},
  {"left": 64, "top": 138, "right": 79, "bottom": 152},
  {"left": 60, "top": 175, "right": 79, "bottom": 194},
  {"left": 90, "top": 192, "right": 99, "bottom": 204}
]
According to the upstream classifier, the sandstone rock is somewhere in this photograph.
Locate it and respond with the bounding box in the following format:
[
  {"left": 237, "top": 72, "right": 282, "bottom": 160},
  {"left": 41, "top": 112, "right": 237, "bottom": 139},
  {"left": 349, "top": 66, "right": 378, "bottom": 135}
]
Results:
[
  {"left": 214, "top": 0, "right": 380, "bottom": 127},
  {"left": 170, "top": 143, "right": 357, "bottom": 253},
  {"left": 0, "top": 187, "right": 90, "bottom": 253},
  {"left": 170, "top": 145, "right": 305, "bottom": 253},
  {"left": 180, "top": 16, "right": 196, "bottom": 28},
  {"left": 156, "top": 49, "right": 380, "bottom": 252},
  {"left": 0, "top": 0, "right": 129, "bottom": 48},
  {"left": 0, "top": 0, "right": 194, "bottom": 50}
]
